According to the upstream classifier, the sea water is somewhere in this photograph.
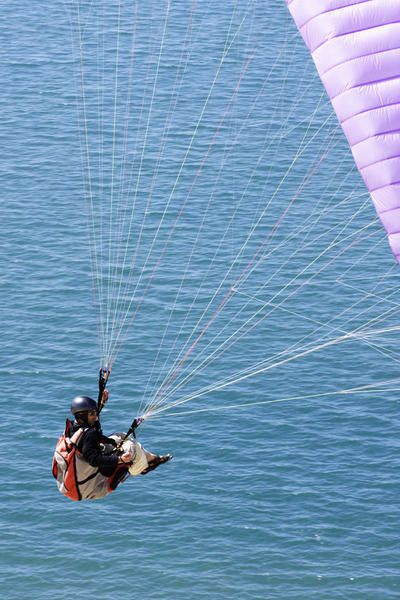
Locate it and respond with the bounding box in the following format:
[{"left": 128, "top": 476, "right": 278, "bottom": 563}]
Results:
[{"left": 1, "top": 2, "right": 399, "bottom": 599}]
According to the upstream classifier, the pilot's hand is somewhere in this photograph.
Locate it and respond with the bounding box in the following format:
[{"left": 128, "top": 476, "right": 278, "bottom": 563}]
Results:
[{"left": 102, "top": 389, "right": 109, "bottom": 404}]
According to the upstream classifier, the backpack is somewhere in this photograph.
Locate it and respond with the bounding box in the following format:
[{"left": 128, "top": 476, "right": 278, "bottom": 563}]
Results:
[
  {"left": 52, "top": 421, "right": 129, "bottom": 501},
  {"left": 52, "top": 420, "right": 87, "bottom": 501}
]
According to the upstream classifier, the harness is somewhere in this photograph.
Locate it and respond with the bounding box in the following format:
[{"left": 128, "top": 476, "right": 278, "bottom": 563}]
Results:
[{"left": 52, "top": 420, "right": 126, "bottom": 501}]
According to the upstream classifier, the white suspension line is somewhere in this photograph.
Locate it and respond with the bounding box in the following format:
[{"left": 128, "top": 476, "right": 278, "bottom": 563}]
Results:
[
  {"left": 70, "top": 1, "right": 104, "bottom": 362},
  {"left": 145, "top": 379, "right": 400, "bottom": 420},
  {"left": 105, "top": 0, "right": 173, "bottom": 364},
  {"left": 110, "top": 1, "right": 140, "bottom": 317},
  {"left": 145, "top": 262, "right": 400, "bottom": 417},
  {"left": 148, "top": 221, "right": 380, "bottom": 411},
  {"left": 146, "top": 27, "right": 304, "bottom": 401},
  {"left": 138, "top": 29, "right": 242, "bottom": 412},
  {"left": 144, "top": 330, "right": 362, "bottom": 416},
  {"left": 115, "top": 38, "right": 324, "bottom": 376},
  {"left": 104, "top": 0, "right": 123, "bottom": 366},
  {"left": 108, "top": 2, "right": 257, "bottom": 364},
  {"left": 149, "top": 179, "right": 374, "bottom": 407},
  {"left": 147, "top": 319, "right": 400, "bottom": 418},
  {"left": 150, "top": 111, "right": 338, "bottom": 402},
  {"left": 112, "top": 5, "right": 207, "bottom": 380}
]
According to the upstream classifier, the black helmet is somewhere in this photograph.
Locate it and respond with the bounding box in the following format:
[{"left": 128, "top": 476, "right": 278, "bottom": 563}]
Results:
[{"left": 71, "top": 396, "right": 98, "bottom": 416}]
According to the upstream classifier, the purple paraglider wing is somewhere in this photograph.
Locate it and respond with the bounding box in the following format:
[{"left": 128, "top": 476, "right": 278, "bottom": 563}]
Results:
[{"left": 285, "top": 0, "right": 400, "bottom": 261}]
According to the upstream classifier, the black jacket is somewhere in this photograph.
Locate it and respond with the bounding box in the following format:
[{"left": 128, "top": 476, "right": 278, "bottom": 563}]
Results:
[{"left": 70, "top": 420, "right": 119, "bottom": 477}]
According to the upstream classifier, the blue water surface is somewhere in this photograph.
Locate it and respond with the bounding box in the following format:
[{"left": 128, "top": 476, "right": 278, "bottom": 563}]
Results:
[{"left": 1, "top": 1, "right": 399, "bottom": 599}]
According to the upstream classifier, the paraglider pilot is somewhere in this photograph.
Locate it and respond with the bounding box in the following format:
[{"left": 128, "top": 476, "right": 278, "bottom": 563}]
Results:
[{"left": 52, "top": 387, "right": 171, "bottom": 501}]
